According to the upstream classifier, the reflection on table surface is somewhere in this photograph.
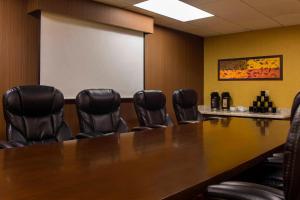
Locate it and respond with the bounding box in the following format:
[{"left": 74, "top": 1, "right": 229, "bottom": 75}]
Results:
[{"left": 0, "top": 118, "right": 290, "bottom": 200}]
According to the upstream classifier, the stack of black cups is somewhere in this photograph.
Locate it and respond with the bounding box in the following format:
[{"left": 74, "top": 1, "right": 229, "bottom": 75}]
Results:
[{"left": 249, "top": 91, "right": 277, "bottom": 113}]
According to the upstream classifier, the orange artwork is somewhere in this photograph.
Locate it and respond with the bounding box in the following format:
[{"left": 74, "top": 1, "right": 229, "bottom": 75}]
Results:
[{"left": 218, "top": 55, "right": 283, "bottom": 80}]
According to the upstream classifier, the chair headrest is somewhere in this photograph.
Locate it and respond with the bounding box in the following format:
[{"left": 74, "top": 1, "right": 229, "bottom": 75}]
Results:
[
  {"left": 4, "top": 85, "right": 64, "bottom": 117},
  {"left": 173, "top": 89, "right": 197, "bottom": 108},
  {"left": 134, "top": 90, "right": 166, "bottom": 111},
  {"left": 76, "top": 89, "right": 121, "bottom": 114}
]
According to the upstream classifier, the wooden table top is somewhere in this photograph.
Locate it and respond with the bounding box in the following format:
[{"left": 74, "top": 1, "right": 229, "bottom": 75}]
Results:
[{"left": 0, "top": 118, "right": 290, "bottom": 200}]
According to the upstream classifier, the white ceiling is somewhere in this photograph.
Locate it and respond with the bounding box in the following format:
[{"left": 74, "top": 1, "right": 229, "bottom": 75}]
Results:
[{"left": 93, "top": 0, "right": 300, "bottom": 37}]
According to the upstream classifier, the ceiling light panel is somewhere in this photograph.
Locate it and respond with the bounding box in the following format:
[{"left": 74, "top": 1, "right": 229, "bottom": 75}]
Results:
[{"left": 134, "top": 0, "right": 214, "bottom": 22}]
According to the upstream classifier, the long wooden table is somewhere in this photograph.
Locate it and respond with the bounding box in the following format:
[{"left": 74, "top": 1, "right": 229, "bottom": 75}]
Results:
[{"left": 0, "top": 118, "right": 290, "bottom": 200}]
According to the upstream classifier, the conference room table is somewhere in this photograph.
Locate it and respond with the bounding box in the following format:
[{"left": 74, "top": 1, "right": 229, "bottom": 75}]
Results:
[{"left": 0, "top": 118, "right": 290, "bottom": 200}]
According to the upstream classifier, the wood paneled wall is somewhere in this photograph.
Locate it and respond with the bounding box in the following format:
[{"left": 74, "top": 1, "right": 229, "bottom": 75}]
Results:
[
  {"left": 145, "top": 26, "right": 204, "bottom": 121},
  {"left": 0, "top": 0, "right": 204, "bottom": 139},
  {"left": 0, "top": 0, "right": 40, "bottom": 140}
]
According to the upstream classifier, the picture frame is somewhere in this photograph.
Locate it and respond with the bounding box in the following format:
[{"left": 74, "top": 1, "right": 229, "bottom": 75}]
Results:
[{"left": 218, "top": 55, "right": 283, "bottom": 81}]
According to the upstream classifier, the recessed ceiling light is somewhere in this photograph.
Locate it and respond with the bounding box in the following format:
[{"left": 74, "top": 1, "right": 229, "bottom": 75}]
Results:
[{"left": 134, "top": 0, "right": 214, "bottom": 22}]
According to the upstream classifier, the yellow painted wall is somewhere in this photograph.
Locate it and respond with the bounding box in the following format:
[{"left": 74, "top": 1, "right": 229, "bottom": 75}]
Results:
[{"left": 204, "top": 25, "right": 300, "bottom": 108}]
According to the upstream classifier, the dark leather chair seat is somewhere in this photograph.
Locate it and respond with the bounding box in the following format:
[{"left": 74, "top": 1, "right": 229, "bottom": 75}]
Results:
[
  {"left": 207, "top": 104, "right": 300, "bottom": 200},
  {"left": 133, "top": 90, "right": 173, "bottom": 130},
  {"left": 76, "top": 89, "right": 128, "bottom": 138},
  {"left": 3, "top": 85, "right": 73, "bottom": 145}
]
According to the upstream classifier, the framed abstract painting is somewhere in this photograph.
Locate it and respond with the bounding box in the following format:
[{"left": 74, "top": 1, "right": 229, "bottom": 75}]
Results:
[{"left": 218, "top": 55, "right": 283, "bottom": 81}]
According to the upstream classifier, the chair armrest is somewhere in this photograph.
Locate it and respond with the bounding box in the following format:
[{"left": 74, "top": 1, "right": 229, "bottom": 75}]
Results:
[
  {"left": 9, "top": 141, "right": 26, "bottom": 147},
  {"left": 132, "top": 124, "right": 168, "bottom": 132},
  {"left": 179, "top": 120, "right": 200, "bottom": 124},
  {"left": 131, "top": 126, "right": 153, "bottom": 132},
  {"left": 56, "top": 122, "right": 74, "bottom": 142},
  {"left": 207, "top": 182, "right": 284, "bottom": 200},
  {"left": 265, "top": 152, "right": 283, "bottom": 165},
  {"left": 273, "top": 153, "right": 284, "bottom": 158},
  {"left": 117, "top": 118, "right": 129, "bottom": 133},
  {"left": 0, "top": 141, "right": 14, "bottom": 149},
  {"left": 220, "top": 182, "right": 284, "bottom": 198},
  {"left": 76, "top": 133, "right": 95, "bottom": 139},
  {"left": 132, "top": 125, "right": 167, "bottom": 130},
  {"left": 148, "top": 124, "right": 167, "bottom": 128},
  {"left": 76, "top": 132, "right": 114, "bottom": 139},
  {"left": 266, "top": 156, "right": 283, "bottom": 164},
  {"left": 203, "top": 116, "right": 224, "bottom": 121},
  {"left": 0, "top": 141, "right": 25, "bottom": 149}
]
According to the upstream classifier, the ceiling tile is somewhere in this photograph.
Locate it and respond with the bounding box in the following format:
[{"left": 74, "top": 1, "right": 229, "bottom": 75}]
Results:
[
  {"left": 154, "top": 16, "right": 202, "bottom": 34},
  {"left": 92, "top": 0, "right": 300, "bottom": 37},
  {"left": 273, "top": 13, "right": 300, "bottom": 26},
  {"left": 240, "top": 18, "right": 280, "bottom": 30},
  {"left": 196, "top": 0, "right": 280, "bottom": 29},
  {"left": 188, "top": 16, "right": 249, "bottom": 35},
  {"left": 188, "top": 28, "right": 221, "bottom": 37},
  {"left": 241, "top": 0, "right": 300, "bottom": 18}
]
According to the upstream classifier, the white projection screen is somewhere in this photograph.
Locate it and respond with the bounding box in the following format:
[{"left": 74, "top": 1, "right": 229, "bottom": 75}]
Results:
[{"left": 40, "top": 12, "right": 144, "bottom": 99}]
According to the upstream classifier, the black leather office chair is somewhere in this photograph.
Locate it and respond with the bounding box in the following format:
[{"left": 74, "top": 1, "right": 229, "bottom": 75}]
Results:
[
  {"left": 3, "top": 85, "right": 73, "bottom": 145},
  {"left": 133, "top": 90, "right": 173, "bottom": 129},
  {"left": 258, "top": 92, "right": 300, "bottom": 189},
  {"left": 267, "top": 92, "right": 300, "bottom": 165},
  {"left": 76, "top": 89, "right": 128, "bottom": 138},
  {"left": 172, "top": 89, "right": 204, "bottom": 124},
  {"left": 207, "top": 103, "right": 300, "bottom": 200}
]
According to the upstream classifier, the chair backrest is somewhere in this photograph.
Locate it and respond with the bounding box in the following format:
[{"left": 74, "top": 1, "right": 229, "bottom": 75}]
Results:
[
  {"left": 76, "top": 89, "right": 128, "bottom": 134},
  {"left": 284, "top": 104, "right": 300, "bottom": 200},
  {"left": 133, "top": 90, "right": 172, "bottom": 127},
  {"left": 173, "top": 89, "right": 201, "bottom": 122},
  {"left": 3, "top": 85, "right": 72, "bottom": 145},
  {"left": 290, "top": 91, "right": 300, "bottom": 123}
]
